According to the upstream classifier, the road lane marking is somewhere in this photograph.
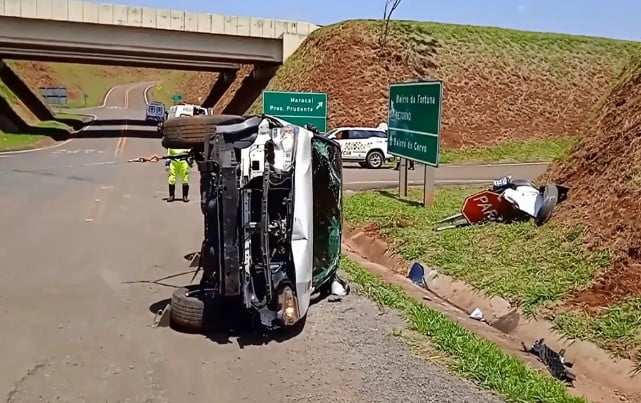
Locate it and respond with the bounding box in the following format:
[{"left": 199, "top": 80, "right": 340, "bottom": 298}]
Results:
[
  {"left": 143, "top": 83, "right": 157, "bottom": 105},
  {"left": 113, "top": 86, "right": 133, "bottom": 156}
]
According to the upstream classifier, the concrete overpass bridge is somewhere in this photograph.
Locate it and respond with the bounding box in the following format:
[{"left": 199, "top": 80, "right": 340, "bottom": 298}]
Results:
[{"left": 0, "top": 0, "right": 319, "bottom": 111}]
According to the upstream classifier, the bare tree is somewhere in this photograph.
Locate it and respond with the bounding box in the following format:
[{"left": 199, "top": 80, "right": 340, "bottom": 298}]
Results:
[{"left": 379, "top": 0, "right": 403, "bottom": 47}]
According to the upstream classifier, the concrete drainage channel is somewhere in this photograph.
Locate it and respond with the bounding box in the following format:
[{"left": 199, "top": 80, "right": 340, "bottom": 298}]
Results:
[{"left": 342, "top": 226, "right": 641, "bottom": 403}]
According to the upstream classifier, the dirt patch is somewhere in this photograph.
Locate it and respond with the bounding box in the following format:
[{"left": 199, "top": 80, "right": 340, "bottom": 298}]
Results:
[
  {"left": 250, "top": 20, "right": 639, "bottom": 149},
  {"left": 544, "top": 56, "right": 641, "bottom": 310},
  {"left": 213, "top": 65, "right": 253, "bottom": 114},
  {"left": 343, "top": 226, "right": 641, "bottom": 403},
  {"left": 175, "top": 72, "right": 218, "bottom": 105}
]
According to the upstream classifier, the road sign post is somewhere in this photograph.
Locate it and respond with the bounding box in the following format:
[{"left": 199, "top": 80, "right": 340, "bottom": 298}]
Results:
[
  {"left": 262, "top": 90, "right": 328, "bottom": 132},
  {"left": 399, "top": 158, "right": 408, "bottom": 197},
  {"left": 387, "top": 81, "right": 443, "bottom": 206}
]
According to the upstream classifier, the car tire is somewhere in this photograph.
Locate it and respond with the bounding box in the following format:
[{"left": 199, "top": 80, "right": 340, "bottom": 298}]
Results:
[
  {"left": 366, "top": 150, "right": 385, "bottom": 169},
  {"left": 535, "top": 184, "right": 559, "bottom": 226},
  {"left": 169, "top": 286, "right": 210, "bottom": 332},
  {"left": 161, "top": 114, "right": 244, "bottom": 149}
]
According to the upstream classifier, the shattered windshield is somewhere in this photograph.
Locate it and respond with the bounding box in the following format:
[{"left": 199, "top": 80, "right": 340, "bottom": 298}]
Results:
[{"left": 311, "top": 136, "right": 343, "bottom": 289}]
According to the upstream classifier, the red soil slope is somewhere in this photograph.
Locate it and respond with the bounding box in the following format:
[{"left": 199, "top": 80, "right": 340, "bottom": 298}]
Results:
[{"left": 545, "top": 58, "right": 641, "bottom": 310}]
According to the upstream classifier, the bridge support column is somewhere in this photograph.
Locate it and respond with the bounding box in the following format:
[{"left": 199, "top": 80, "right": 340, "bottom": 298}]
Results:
[
  {"left": 202, "top": 71, "right": 237, "bottom": 108},
  {"left": 222, "top": 64, "right": 279, "bottom": 115}
]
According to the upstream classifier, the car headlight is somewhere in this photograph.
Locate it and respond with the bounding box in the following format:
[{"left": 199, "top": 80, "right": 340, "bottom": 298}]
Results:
[{"left": 270, "top": 125, "right": 297, "bottom": 171}]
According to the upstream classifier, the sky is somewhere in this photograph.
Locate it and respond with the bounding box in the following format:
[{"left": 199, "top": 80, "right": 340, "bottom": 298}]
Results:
[{"left": 100, "top": 0, "right": 639, "bottom": 41}]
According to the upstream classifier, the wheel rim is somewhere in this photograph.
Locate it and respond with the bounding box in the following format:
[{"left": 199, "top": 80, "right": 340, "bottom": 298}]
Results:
[{"left": 369, "top": 153, "right": 382, "bottom": 168}]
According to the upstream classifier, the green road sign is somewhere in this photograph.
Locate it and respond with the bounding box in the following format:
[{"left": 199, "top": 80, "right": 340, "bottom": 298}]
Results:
[
  {"left": 387, "top": 81, "right": 443, "bottom": 167},
  {"left": 262, "top": 90, "right": 328, "bottom": 132},
  {"left": 171, "top": 93, "right": 183, "bottom": 103}
]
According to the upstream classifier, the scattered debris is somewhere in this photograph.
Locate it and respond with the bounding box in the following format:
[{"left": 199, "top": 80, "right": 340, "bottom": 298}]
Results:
[
  {"left": 434, "top": 176, "right": 569, "bottom": 231},
  {"left": 469, "top": 307, "right": 484, "bottom": 321},
  {"left": 328, "top": 276, "right": 351, "bottom": 302},
  {"left": 522, "top": 338, "right": 576, "bottom": 385},
  {"left": 152, "top": 305, "right": 171, "bottom": 328},
  {"left": 407, "top": 262, "right": 427, "bottom": 289}
]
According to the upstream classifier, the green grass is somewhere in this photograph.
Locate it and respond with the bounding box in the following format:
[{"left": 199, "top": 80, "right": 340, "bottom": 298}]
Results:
[
  {"left": 0, "top": 131, "right": 47, "bottom": 152},
  {"left": 0, "top": 81, "right": 18, "bottom": 104},
  {"left": 36, "top": 120, "right": 71, "bottom": 130},
  {"left": 344, "top": 187, "right": 611, "bottom": 314},
  {"left": 383, "top": 20, "right": 641, "bottom": 81},
  {"left": 554, "top": 299, "right": 641, "bottom": 364},
  {"left": 150, "top": 71, "right": 189, "bottom": 106},
  {"left": 439, "top": 137, "right": 577, "bottom": 164},
  {"left": 342, "top": 258, "right": 585, "bottom": 403}
]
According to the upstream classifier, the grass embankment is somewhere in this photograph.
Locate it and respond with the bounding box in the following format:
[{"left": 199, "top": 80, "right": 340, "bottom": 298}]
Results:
[
  {"left": 252, "top": 19, "right": 639, "bottom": 163},
  {"left": 385, "top": 137, "right": 577, "bottom": 166},
  {"left": 439, "top": 137, "right": 577, "bottom": 164},
  {"left": 149, "top": 71, "right": 190, "bottom": 106},
  {"left": 0, "top": 131, "right": 48, "bottom": 151},
  {"left": 343, "top": 188, "right": 640, "bottom": 364},
  {"left": 345, "top": 187, "right": 611, "bottom": 313},
  {"left": 9, "top": 61, "right": 173, "bottom": 108},
  {"left": 0, "top": 76, "right": 88, "bottom": 151},
  {"left": 342, "top": 258, "right": 584, "bottom": 403}
]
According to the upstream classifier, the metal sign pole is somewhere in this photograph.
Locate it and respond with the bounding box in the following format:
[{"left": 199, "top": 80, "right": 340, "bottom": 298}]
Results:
[
  {"left": 423, "top": 164, "right": 435, "bottom": 206},
  {"left": 399, "top": 158, "right": 408, "bottom": 198}
]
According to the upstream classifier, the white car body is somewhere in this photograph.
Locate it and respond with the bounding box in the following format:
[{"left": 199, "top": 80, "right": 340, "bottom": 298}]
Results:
[
  {"left": 166, "top": 104, "right": 210, "bottom": 119},
  {"left": 239, "top": 117, "right": 315, "bottom": 321},
  {"left": 502, "top": 186, "right": 544, "bottom": 218},
  {"left": 324, "top": 126, "right": 394, "bottom": 168}
]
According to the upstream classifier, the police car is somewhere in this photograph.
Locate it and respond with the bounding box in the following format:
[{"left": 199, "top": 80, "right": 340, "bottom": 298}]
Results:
[{"left": 323, "top": 123, "right": 394, "bottom": 168}]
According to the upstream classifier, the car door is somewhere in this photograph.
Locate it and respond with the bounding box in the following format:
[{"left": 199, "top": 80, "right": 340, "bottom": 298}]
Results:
[
  {"left": 329, "top": 130, "right": 352, "bottom": 159},
  {"left": 345, "top": 130, "right": 374, "bottom": 160}
]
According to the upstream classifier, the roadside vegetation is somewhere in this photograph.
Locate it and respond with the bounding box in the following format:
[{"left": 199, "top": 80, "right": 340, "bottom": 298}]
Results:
[
  {"left": 342, "top": 258, "right": 584, "bottom": 403},
  {"left": 344, "top": 187, "right": 611, "bottom": 314},
  {"left": 0, "top": 76, "right": 86, "bottom": 151},
  {"left": 554, "top": 298, "right": 641, "bottom": 365},
  {"left": 342, "top": 187, "right": 641, "bottom": 366},
  {"left": 439, "top": 137, "right": 577, "bottom": 164},
  {"left": 8, "top": 61, "right": 172, "bottom": 108},
  {"left": 0, "top": 131, "right": 48, "bottom": 152}
]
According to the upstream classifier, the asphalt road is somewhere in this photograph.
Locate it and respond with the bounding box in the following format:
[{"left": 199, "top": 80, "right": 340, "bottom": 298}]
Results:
[{"left": 0, "top": 83, "right": 507, "bottom": 402}]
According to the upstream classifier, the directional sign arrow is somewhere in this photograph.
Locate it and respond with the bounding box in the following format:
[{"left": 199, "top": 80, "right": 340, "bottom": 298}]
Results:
[{"left": 316, "top": 101, "right": 324, "bottom": 110}]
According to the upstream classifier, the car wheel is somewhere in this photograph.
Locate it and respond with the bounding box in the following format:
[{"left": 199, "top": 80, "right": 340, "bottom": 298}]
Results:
[
  {"left": 169, "top": 286, "right": 214, "bottom": 332},
  {"left": 535, "top": 184, "right": 559, "bottom": 226},
  {"left": 161, "top": 114, "right": 244, "bottom": 149},
  {"left": 366, "top": 150, "right": 384, "bottom": 169}
]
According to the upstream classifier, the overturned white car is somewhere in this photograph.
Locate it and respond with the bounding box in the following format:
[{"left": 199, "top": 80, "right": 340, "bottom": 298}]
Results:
[{"left": 159, "top": 114, "right": 345, "bottom": 331}]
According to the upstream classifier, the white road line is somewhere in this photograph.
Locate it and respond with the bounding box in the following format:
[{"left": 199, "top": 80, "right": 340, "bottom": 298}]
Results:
[
  {"left": 143, "top": 83, "right": 157, "bottom": 106},
  {"left": 0, "top": 138, "right": 74, "bottom": 155},
  {"left": 99, "top": 85, "right": 120, "bottom": 108}
]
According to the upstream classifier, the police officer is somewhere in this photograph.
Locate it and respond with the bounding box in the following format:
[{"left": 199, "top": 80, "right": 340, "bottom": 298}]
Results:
[{"left": 166, "top": 148, "right": 191, "bottom": 202}]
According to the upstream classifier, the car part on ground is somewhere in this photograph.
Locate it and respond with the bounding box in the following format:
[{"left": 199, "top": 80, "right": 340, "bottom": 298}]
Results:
[
  {"left": 139, "top": 114, "right": 346, "bottom": 332},
  {"left": 522, "top": 339, "right": 576, "bottom": 385},
  {"left": 433, "top": 176, "right": 569, "bottom": 231}
]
